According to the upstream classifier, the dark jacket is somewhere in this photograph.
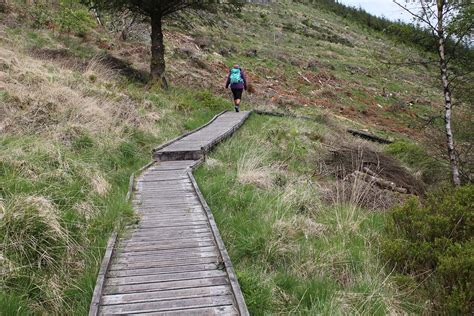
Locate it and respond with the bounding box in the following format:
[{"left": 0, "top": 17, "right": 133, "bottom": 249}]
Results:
[{"left": 226, "top": 68, "right": 247, "bottom": 90}]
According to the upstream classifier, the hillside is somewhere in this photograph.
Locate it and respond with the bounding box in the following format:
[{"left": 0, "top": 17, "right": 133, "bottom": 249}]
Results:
[{"left": 1, "top": 1, "right": 472, "bottom": 314}]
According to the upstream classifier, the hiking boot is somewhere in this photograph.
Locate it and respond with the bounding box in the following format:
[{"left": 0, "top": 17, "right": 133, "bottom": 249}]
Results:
[{"left": 235, "top": 106, "right": 240, "bottom": 112}]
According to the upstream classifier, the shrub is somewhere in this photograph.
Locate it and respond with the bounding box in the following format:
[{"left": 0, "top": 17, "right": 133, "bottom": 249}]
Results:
[{"left": 382, "top": 185, "right": 474, "bottom": 313}]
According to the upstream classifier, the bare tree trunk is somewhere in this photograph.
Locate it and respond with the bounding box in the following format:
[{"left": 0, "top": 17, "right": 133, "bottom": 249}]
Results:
[
  {"left": 150, "top": 14, "right": 168, "bottom": 89},
  {"left": 437, "top": 0, "right": 461, "bottom": 186}
]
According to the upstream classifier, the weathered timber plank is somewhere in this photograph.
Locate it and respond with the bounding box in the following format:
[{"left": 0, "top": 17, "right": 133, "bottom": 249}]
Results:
[
  {"left": 125, "top": 224, "right": 210, "bottom": 233},
  {"left": 124, "top": 232, "right": 213, "bottom": 244},
  {"left": 136, "top": 206, "right": 203, "bottom": 213},
  {"left": 107, "top": 263, "right": 219, "bottom": 278},
  {"left": 122, "top": 235, "right": 213, "bottom": 246},
  {"left": 99, "top": 294, "right": 235, "bottom": 314},
  {"left": 103, "top": 276, "right": 229, "bottom": 295},
  {"left": 117, "top": 240, "right": 215, "bottom": 253},
  {"left": 188, "top": 170, "right": 249, "bottom": 316},
  {"left": 101, "top": 285, "right": 232, "bottom": 305},
  {"left": 89, "top": 232, "right": 117, "bottom": 316},
  {"left": 106, "top": 270, "right": 226, "bottom": 286},
  {"left": 139, "top": 177, "right": 190, "bottom": 183},
  {"left": 137, "top": 194, "right": 199, "bottom": 199},
  {"left": 115, "top": 246, "right": 218, "bottom": 260},
  {"left": 122, "top": 237, "right": 213, "bottom": 247},
  {"left": 137, "top": 213, "right": 207, "bottom": 221},
  {"left": 127, "top": 228, "right": 211, "bottom": 239},
  {"left": 136, "top": 193, "right": 197, "bottom": 199},
  {"left": 109, "top": 256, "right": 219, "bottom": 271},
  {"left": 113, "top": 251, "right": 218, "bottom": 265},
  {"left": 138, "top": 218, "right": 207, "bottom": 227},
  {"left": 137, "top": 220, "right": 209, "bottom": 229},
  {"left": 136, "top": 305, "right": 237, "bottom": 316}
]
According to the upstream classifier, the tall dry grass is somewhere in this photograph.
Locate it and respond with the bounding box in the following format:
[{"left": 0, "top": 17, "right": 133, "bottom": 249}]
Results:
[{"left": 0, "top": 45, "right": 158, "bottom": 140}]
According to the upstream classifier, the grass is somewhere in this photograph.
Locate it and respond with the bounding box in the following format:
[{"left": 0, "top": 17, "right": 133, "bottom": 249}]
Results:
[{"left": 195, "top": 114, "right": 421, "bottom": 314}]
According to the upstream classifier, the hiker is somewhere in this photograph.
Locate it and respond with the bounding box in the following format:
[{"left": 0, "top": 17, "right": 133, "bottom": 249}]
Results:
[{"left": 225, "top": 64, "right": 247, "bottom": 112}]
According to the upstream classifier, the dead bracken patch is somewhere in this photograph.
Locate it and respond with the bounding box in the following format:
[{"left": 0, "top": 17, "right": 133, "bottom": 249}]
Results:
[{"left": 326, "top": 144, "right": 425, "bottom": 196}]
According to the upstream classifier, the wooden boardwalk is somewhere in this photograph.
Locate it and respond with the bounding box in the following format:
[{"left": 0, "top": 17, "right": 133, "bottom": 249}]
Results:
[{"left": 91, "top": 111, "right": 250, "bottom": 315}]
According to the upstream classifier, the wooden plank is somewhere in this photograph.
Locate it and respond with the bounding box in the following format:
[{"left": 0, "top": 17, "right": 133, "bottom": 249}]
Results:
[
  {"left": 118, "top": 235, "right": 214, "bottom": 248},
  {"left": 113, "top": 251, "right": 218, "bottom": 265},
  {"left": 107, "top": 263, "right": 219, "bottom": 278},
  {"left": 128, "top": 228, "right": 211, "bottom": 239},
  {"left": 138, "top": 220, "right": 209, "bottom": 229},
  {"left": 106, "top": 270, "right": 226, "bottom": 286},
  {"left": 132, "top": 218, "right": 209, "bottom": 225},
  {"left": 136, "top": 187, "right": 195, "bottom": 192},
  {"left": 118, "top": 240, "right": 215, "bottom": 253},
  {"left": 110, "top": 256, "right": 219, "bottom": 271},
  {"left": 100, "top": 294, "right": 235, "bottom": 314},
  {"left": 103, "top": 276, "right": 229, "bottom": 295},
  {"left": 115, "top": 246, "right": 218, "bottom": 260},
  {"left": 139, "top": 177, "right": 190, "bottom": 183},
  {"left": 124, "top": 232, "right": 213, "bottom": 243},
  {"left": 101, "top": 285, "right": 232, "bottom": 305},
  {"left": 135, "top": 200, "right": 200, "bottom": 205},
  {"left": 136, "top": 207, "right": 204, "bottom": 213},
  {"left": 138, "top": 305, "right": 237, "bottom": 315},
  {"left": 137, "top": 213, "right": 207, "bottom": 221},
  {"left": 89, "top": 232, "right": 117, "bottom": 316},
  {"left": 136, "top": 204, "right": 202, "bottom": 209},
  {"left": 136, "top": 192, "right": 196, "bottom": 197},
  {"left": 136, "top": 195, "right": 198, "bottom": 200},
  {"left": 188, "top": 170, "right": 249, "bottom": 316},
  {"left": 125, "top": 224, "right": 210, "bottom": 233}
]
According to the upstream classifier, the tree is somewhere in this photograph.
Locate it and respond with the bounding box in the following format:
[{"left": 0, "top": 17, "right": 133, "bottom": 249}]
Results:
[
  {"left": 394, "top": 0, "right": 473, "bottom": 186},
  {"left": 83, "top": 0, "right": 229, "bottom": 88}
]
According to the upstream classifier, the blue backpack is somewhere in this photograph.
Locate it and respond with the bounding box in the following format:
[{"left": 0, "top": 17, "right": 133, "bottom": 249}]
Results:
[{"left": 229, "top": 68, "right": 244, "bottom": 84}]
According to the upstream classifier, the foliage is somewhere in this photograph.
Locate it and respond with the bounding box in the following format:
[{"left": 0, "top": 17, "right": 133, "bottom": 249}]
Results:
[
  {"left": 30, "top": 2, "right": 95, "bottom": 35},
  {"left": 382, "top": 185, "right": 474, "bottom": 313}
]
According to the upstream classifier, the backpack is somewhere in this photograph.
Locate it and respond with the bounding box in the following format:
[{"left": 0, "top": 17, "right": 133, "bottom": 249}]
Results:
[{"left": 229, "top": 68, "right": 244, "bottom": 84}]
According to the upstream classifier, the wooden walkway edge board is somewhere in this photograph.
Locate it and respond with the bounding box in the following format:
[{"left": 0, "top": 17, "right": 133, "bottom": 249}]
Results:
[
  {"left": 91, "top": 110, "right": 251, "bottom": 315},
  {"left": 89, "top": 232, "right": 117, "bottom": 316},
  {"left": 187, "top": 168, "right": 250, "bottom": 316}
]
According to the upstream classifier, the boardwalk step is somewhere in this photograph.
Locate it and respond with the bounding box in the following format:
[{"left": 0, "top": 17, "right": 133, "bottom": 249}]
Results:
[
  {"left": 99, "top": 295, "right": 235, "bottom": 314},
  {"left": 103, "top": 276, "right": 230, "bottom": 295},
  {"left": 101, "top": 285, "right": 232, "bottom": 305}
]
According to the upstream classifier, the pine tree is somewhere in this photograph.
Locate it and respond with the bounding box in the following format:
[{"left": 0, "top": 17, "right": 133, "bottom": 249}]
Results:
[{"left": 83, "top": 1, "right": 239, "bottom": 88}]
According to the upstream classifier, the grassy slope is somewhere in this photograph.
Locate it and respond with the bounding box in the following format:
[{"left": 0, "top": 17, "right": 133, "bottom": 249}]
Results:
[
  {"left": 161, "top": 1, "right": 444, "bottom": 139},
  {"left": 0, "top": 1, "right": 449, "bottom": 314}
]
